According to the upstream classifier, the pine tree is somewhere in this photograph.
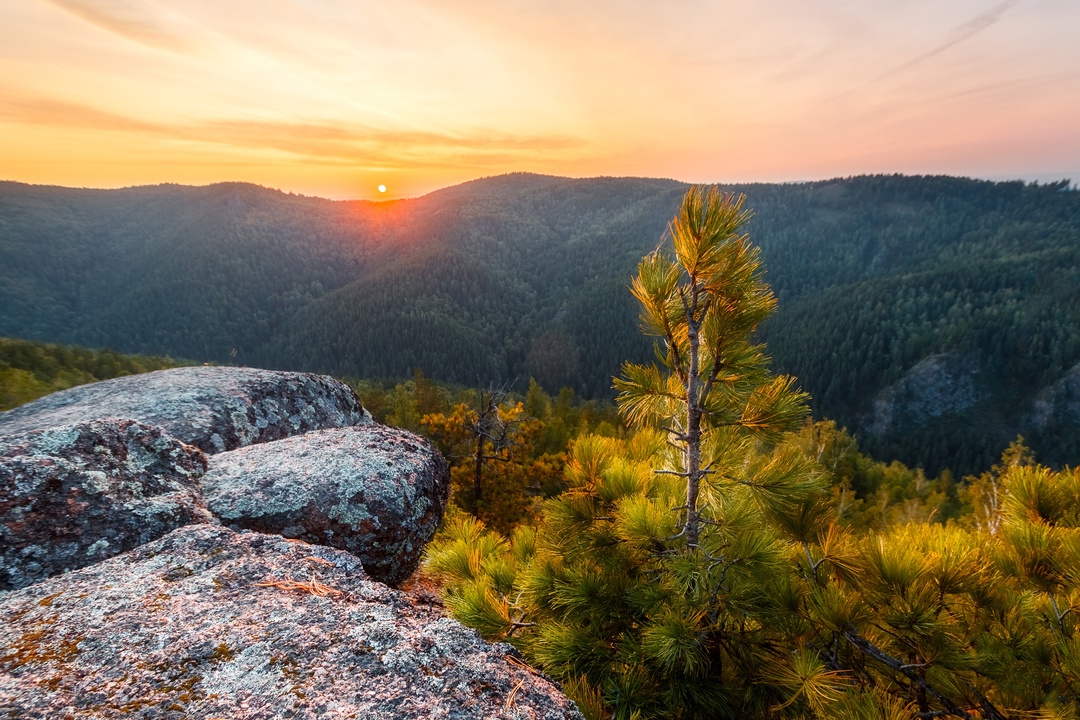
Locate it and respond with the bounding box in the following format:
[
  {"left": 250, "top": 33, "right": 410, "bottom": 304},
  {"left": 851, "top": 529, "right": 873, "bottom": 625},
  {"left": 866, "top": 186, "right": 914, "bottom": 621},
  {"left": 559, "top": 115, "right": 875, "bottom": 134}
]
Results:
[
  {"left": 421, "top": 385, "right": 566, "bottom": 534},
  {"left": 425, "top": 187, "right": 830, "bottom": 719},
  {"left": 614, "top": 186, "right": 810, "bottom": 547},
  {"left": 796, "top": 445, "right": 1080, "bottom": 719},
  {"left": 959, "top": 435, "right": 1036, "bottom": 535}
]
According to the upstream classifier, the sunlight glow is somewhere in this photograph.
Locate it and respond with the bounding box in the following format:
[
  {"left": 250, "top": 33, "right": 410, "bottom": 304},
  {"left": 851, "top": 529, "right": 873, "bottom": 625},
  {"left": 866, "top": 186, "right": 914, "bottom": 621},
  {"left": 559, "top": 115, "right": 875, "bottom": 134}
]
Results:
[{"left": 0, "top": 0, "right": 1076, "bottom": 198}]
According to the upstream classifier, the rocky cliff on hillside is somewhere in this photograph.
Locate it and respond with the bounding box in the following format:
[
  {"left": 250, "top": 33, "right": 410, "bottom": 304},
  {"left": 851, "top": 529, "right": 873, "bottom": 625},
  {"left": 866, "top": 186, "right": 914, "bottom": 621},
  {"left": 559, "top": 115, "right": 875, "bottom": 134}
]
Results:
[
  {"left": 0, "top": 366, "right": 371, "bottom": 453},
  {"left": 202, "top": 425, "right": 449, "bottom": 585},
  {"left": 0, "top": 419, "right": 212, "bottom": 591},
  {"left": 865, "top": 353, "right": 984, "bottom": 437},
  {"left": 1031, "top": 363, "right": 1080, "bottom": 429},
  {"left": 0, "top": 524, "right": 582, "bottom": 720}
]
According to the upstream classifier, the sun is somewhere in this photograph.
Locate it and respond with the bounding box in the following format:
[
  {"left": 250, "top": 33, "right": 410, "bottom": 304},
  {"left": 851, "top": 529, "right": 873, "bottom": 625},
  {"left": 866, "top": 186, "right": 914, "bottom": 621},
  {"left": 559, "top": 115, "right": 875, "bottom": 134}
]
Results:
[{"left": 377, "top": 184, "right": 387, "bottom": 193}]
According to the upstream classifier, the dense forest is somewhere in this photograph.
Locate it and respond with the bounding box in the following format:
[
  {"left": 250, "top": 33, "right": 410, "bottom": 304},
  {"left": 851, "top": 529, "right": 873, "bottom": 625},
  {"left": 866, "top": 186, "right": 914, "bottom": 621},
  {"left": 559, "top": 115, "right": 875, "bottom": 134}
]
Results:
[{"left": 1, "top": 174, "right": 1078, "bottom": 475}]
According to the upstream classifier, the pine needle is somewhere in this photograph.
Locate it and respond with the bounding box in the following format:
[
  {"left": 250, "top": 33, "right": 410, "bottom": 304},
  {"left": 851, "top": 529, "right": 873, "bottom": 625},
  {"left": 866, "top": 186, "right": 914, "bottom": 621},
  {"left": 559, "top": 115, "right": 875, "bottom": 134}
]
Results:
[
  {"left": 505, "top": 678, "right": 525, "bottom": 709},
  {"left": 256, "top": 574, "right": 343, "bottom": 597},
  {"left": 505, "top": 653, "right": 548, "bottom": 679},
  {"left": 304, "top": 556, "right": 337, "bottom": 567}
]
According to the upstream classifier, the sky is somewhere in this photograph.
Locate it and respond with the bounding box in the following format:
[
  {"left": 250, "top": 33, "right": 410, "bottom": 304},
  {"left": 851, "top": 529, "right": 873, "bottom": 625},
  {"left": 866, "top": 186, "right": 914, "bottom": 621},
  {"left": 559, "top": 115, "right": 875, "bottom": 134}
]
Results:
[{"left": 0, "top": 0, "right": 1078, "bottom": 200}]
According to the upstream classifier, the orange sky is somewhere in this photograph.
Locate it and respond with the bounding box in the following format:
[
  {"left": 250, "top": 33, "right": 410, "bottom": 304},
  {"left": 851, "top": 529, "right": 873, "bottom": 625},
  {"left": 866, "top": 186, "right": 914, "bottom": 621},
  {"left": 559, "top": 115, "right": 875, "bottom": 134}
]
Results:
[{"left": 1, "top": 0, "right": 1078, "bottom": 199}]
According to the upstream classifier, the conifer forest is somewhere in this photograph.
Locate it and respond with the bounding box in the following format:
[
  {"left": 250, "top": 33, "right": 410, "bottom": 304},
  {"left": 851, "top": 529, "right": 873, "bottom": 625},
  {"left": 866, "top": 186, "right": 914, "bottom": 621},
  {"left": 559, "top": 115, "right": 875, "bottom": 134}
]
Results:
[{"left": 3, "top": 175, "right": 1080, "bottom": 718}]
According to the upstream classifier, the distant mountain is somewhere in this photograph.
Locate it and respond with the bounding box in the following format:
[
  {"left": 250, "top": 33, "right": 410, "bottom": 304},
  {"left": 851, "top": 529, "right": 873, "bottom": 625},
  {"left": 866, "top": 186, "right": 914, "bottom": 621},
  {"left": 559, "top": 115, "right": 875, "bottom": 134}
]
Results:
[{"left": 2, "top": 174, "right": 1078, "bottom": 475}]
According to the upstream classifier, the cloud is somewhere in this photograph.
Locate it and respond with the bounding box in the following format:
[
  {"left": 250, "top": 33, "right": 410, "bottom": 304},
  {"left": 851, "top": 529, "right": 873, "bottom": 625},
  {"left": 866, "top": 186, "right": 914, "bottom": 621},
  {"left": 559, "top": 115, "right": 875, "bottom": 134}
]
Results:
[
  {"left": 199, "top": 120, "right": 588, "bottom": 169},
  {"left": 0, "top": 94, "right": 162, "bottom": 132},
  {"left": 873, "top": 0, "right": 1020, "bottom": 82},
  {"left": 0, "top": 92, "right": 586, "bottom": 168},
  {"left": 43, "top": 0, "right": 189, "bottom": 51}
]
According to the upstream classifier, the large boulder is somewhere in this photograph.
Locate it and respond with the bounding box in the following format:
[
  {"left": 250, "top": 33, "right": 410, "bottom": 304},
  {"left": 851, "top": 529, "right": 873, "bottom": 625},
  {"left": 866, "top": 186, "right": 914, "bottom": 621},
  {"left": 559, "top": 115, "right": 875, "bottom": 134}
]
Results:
[
  {"left": 0, "top": 524, "right": 583, "bottom": 720},
  {"left": 0, "top": 366, "right": 372, "bottom": 454},
  {"left": 202, "top": 424, "right": 449, "bottom": 586},
  {"left": 0, "top": 419, "right": 212, "bottom": 592}
]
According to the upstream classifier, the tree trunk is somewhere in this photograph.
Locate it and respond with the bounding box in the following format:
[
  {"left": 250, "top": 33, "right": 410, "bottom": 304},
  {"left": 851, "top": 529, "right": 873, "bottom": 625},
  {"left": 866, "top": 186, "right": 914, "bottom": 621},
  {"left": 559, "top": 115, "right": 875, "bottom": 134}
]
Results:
[
  {"left": 685, "top": 406, "right": 702, "bottom": 548},
  {"left": 472, "top": 433, "right": 484, "bottom": 516},
  {"left": 684, "top": 288, "right": 703, "bottom": 549}
]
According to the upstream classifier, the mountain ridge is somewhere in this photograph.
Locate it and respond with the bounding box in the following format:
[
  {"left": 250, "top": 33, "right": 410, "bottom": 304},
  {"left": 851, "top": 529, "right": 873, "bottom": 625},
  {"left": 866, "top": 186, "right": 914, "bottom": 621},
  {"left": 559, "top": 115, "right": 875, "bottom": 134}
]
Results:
[{"left": 2, "top": 173, "right": 1078, "bottom": 475}]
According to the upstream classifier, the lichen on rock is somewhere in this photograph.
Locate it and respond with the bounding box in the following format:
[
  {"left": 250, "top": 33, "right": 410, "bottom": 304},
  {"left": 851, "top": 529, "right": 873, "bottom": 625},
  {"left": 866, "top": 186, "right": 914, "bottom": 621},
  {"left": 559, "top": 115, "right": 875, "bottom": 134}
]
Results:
[
  {"left": 0, "top": 418, "right": 213, "bottom": 591},
  {"left": 0, "top": 524, "right": 583, "bottom": 720},
  {"left": 0, "top": 366, "right": 372, "bottom": 454},
  {"left": 201, "top": 424, "right": 450, "bottom": 586}
]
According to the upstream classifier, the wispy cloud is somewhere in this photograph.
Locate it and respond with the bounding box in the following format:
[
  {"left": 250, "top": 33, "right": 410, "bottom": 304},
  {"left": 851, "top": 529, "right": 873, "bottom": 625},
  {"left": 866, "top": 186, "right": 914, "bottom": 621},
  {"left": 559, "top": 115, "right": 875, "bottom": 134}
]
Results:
[
  {"left": 43, "top": 0, "right": 189, "bottom": 51},
  {"left": 0, "top": 94, "right": 162, "bottom": 132},
  {"left": 873, "top": 0, "right": 1019, "bottom": 82},
  {"left": 0, "top": 92, "right": 585, "bottom": 168},
  {"left": 204, "top": 120, "right": 587, "bottom": 168}
]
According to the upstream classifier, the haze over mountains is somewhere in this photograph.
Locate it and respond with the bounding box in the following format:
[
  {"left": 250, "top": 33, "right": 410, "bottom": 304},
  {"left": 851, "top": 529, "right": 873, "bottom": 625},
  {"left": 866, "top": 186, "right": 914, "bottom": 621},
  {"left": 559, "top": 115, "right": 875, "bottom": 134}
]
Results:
[{"left": 2, "top": 173, "right": 1078, "bottom": 476}]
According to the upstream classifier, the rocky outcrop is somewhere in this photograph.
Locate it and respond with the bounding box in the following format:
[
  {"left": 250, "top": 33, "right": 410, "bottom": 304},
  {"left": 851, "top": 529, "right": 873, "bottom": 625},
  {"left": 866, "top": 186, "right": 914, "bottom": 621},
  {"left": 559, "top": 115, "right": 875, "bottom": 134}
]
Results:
[
  {"left": 0, "top": 366, "right": 372, "bottom": 454},
  {"left": 0, "top": 524, "right": 583, "bottom": 720},
  {"left": 0, "top": 370, "right": 580, "bottom": 717},
  {"left": 202, "top": 425, "right": 449, "bottom": 586},
  {"left": 0, "top": 419, "right": 212, "bottom": 592},
  {"left": 1031, "top": 363, "right": 1080, "bottom": 430},
  {"left": 866, "top": 353, "right": 984, "bottom": 437}
]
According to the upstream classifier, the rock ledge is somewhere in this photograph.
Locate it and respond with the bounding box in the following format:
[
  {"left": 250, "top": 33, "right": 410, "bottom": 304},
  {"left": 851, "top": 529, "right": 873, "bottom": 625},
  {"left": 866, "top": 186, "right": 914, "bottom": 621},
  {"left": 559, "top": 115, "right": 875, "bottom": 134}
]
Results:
[
  {"left": 0, "top": 366, "right": 372, "bottom": 453},
  {"left": 0, "top": 524, "right": 583, "bottom": 720}
]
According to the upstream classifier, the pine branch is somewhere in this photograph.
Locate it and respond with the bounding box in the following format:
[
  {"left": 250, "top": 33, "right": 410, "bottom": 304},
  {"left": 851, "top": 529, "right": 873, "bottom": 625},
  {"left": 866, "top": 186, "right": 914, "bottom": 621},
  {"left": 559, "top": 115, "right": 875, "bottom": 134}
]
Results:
[
  {"left": 803, "top": 541, "right": 826, "bottom": 585},
  {"left": 654, "top": 468, "right": 716, "bottom": 477},
  {"left": 661, "top": 425, "right": 688, "bottom": 440},
  {"left": 1050, "top": 593, "right": 1072, "bottom": 634},
  {"left": 479, "top": 453, "right": 515, "bottom": 463},
  {"left": 663, "top": 289, "right": 688, "bottom": 387},
  {"left": 842, "top": 631, "right": 985, "bottom": 720},
  {"left": 665, "top": 439, "right": 685, "bottom": 452},
  {"left": 699, "top": 335, "right": 726, "bottom": 408},
  {"left": 961, "top": 680, "right": 1011, "bottom": 720}
]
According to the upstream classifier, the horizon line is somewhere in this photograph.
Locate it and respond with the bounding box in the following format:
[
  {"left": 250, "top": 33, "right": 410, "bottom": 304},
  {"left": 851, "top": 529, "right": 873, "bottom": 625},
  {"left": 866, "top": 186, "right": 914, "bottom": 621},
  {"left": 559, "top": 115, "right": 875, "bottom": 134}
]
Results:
[{"left": 0, "top": 169, "right": 1075, "bottom": 203}]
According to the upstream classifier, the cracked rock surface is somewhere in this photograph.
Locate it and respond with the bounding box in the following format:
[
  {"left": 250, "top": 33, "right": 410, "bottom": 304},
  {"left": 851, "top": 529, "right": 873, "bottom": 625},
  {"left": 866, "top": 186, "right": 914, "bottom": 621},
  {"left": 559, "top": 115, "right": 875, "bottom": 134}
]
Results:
[
  {"left": 0, "top": 524, "right": 583, "bottom": 720},
  {"left": 0, "top": 366, "right": 372, "bottom": 454},
  {"left": 0, "top": 419, "right": 212, "bottom": 592},
  {"left": 201, "top": 424, "right": 449, "bottom": 586}
]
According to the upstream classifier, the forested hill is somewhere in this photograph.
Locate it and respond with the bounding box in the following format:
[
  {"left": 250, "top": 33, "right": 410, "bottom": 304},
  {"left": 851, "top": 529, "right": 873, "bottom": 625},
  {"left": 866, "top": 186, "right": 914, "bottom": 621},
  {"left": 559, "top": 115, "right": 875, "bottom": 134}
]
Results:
[{"left": 2, "top": 174, "right": 1079, "bottom": 475}]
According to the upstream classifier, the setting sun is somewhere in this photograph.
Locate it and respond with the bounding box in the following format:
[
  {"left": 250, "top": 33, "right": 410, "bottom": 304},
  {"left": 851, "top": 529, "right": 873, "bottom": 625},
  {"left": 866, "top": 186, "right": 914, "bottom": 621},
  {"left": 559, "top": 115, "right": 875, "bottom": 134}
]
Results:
[{"left": 0, "top": 1, "right": 1076, "bottom": 198}]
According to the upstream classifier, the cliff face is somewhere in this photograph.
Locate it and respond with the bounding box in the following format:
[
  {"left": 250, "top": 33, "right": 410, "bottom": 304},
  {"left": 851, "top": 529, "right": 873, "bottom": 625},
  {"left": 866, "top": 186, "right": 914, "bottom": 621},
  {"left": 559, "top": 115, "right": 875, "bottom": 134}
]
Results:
[
  {"left": 865, "top": 353, "right": 984, "bottom": 439},
  {"left": 858, "top": 353, "right": 1080, "bottom": 473},
  {"left": 0, "top": 367, "right": 581, "bottom": 719},
  {"left": 1031, "top": 363, "right": 1080, "bottom": 430}
]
